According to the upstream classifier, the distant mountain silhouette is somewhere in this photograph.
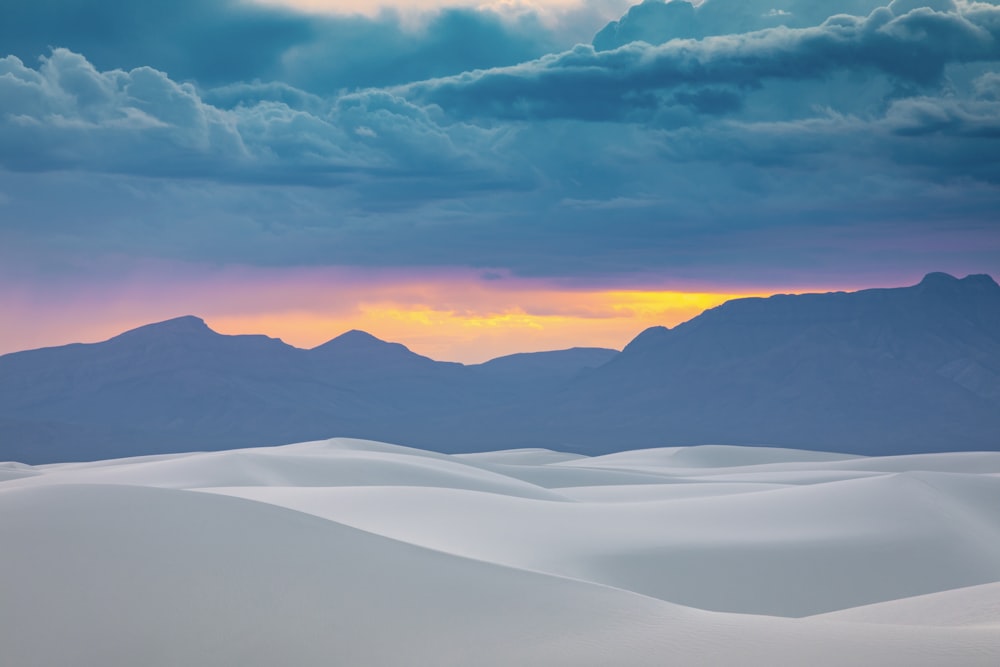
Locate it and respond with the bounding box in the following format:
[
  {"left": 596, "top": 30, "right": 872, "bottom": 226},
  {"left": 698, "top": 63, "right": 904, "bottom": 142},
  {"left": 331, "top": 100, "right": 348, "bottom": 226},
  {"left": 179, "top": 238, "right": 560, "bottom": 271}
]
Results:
[
  {"left": 1, "top": 273, "right": 997, "bottom": 463},
  {"left": 311, "top": 329, "right": 451, "bottom": 372},
  {"left": 0, "top": 317, "right": 615, "bottom": 463},
  {"left": 508, "top": 272, "right": 1000, "bottom": 455},
  {"left": 472, "top": 348, "right": 618, "bottom": 386}
]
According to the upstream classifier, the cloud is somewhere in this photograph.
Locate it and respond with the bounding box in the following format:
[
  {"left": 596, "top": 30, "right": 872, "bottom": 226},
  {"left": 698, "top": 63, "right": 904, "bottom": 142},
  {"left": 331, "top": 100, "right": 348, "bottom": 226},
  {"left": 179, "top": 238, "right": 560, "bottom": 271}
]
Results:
[
  {"left": 4, "top": 4, "right": 999, "bottom": 188},
  {"left": 0, "top": 51, "right": 248, "bottom": 174},
  {"left": 0, "top": 0, "right": 569, "bottom": 93},
  {"left": 877, "top": 88, "right": 1000, "bottom": 181},
  {"left": 1, "top": 0, "right": 310, "bottom": 86},
  {"left": 885, "top": 91, "right": 1000, "bottom": 138},
  {"left": 0, "top": 50, "right": 502, "bottom": 184},
  {"left": 201, "top": 81, "right": 329, "bottom": 115},
  {"left": 277, "top": 8, "right": 561, "bottom": 93},
  {"left": 0, "top": 1, "right": 997, "bottom": 287},
  {"left": 973, "top": 70, "right": 1000, "bottom": 99},
  {"left": 592, "top": 0, "right": 927, "bottom": 50},
  {"left": 406, "top": 3, "right": 1000, "bottom": 121}
]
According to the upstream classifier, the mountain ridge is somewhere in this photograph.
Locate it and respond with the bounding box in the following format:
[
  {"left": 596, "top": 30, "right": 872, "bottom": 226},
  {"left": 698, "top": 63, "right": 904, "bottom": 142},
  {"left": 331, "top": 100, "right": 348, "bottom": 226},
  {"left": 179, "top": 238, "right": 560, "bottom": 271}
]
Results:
[{"left": 1, "top": 272, "right": 997, "bottom": 463}]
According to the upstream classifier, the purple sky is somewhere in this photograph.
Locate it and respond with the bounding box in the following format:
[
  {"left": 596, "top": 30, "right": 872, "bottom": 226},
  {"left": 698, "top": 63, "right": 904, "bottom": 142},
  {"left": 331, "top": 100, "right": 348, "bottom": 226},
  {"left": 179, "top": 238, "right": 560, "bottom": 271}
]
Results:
[{"left": 1, "top": 0, "right": 998, "bottom": 359}]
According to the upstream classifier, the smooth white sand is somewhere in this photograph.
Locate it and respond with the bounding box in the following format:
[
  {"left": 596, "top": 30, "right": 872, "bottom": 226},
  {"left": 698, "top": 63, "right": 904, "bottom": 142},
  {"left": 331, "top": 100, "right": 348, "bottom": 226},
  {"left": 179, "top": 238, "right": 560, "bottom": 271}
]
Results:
[{"left": 2, "top": 439, "right": 999, "bottom": 665}]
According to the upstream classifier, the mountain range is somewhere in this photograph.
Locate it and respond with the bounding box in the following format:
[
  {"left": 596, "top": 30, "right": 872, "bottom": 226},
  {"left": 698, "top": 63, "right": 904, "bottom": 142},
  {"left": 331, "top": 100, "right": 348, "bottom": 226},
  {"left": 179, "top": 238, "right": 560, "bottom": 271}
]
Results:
[{"left": 1, "top": 272, "right": 998, "bottom": 463}]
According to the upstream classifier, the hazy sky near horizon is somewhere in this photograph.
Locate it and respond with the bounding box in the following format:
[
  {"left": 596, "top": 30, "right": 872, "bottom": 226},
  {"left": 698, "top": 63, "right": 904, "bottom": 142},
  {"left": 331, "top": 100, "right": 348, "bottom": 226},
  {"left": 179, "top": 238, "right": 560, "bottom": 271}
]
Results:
[{"left": 1, "top": 0, "right": 998, "bottom": 361}]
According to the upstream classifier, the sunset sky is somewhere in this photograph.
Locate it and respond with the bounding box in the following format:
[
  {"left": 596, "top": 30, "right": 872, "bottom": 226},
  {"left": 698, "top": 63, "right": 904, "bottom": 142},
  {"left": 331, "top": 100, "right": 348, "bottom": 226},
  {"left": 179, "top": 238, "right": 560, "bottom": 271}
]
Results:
[{"left": 1, "top": 0, "right": 998, "bottom": 362}]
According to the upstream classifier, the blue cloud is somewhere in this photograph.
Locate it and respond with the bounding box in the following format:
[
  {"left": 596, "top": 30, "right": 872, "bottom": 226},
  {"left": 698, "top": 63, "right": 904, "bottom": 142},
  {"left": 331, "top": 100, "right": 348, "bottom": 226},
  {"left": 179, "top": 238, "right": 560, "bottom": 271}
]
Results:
[
  {"left": 407, "top": 4, "right": 1000, "bottom": 122},
  {"left": 2, "top": 0, "right": 309, "bottom": 85},
  {"left": 201, "top": 81, "right": 328, "bottom": 115},
  {"left": 278, "top": 9, "right": 559, "bottom": 94},
  {"left": 0, "top": 0, "right": 562, "bottom": 92},
  {"left": 0, "top": 1, "right": 997, "bottom": 285},
  {"left": 593, "top": 0, "right": 891, "bottom": 49},
  {"left": 0, "top": 50, "right": 506, "bottom": 185}
]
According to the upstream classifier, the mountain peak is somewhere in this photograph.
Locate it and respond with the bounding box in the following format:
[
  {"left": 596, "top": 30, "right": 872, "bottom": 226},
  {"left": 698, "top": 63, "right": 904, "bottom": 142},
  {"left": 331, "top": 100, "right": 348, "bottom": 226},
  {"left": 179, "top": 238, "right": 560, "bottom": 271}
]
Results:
[
  {"left": 960, "top": 273, "right": 1000, "bottom": 289},
  {"left": 916, "top": 272, "right": 999, "bottom": 295},
  {"left": 310, "top": 329, "right": 442, "bottom": 368},
  {"left": 314, "top": 329, "right": 390, "bottom": 350},
  {"left": 115, "top": 315, "right": 214, "bottom": 340},
  {"left": 918, "top": 272, "right": 959, "bottom": 286},
  {"left": 337, "top": 329, "right": 382, "bottom": 342}
]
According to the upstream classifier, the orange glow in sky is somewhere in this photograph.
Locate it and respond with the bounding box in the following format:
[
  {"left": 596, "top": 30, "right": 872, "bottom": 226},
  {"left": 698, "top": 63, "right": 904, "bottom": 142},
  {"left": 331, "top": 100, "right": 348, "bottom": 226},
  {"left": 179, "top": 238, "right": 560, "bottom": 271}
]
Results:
[
  {"left": 0, "top": 264, "right": 864, "bottom": 364},
  {"left": 208, "top": 288, "right": 761, "bottom": 362}
]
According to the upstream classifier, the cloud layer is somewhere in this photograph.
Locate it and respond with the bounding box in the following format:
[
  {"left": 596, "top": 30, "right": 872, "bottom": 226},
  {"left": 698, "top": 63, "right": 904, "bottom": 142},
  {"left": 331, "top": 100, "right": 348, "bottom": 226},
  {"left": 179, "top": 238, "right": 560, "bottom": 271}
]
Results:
[
  {"left": 1, "top": 0, "right": 568, "bottom": 91},
  {"left": 409, "top": 2, "right": 1000, "bottom": 122},
  {"left": 0, "top": 0, "right": 997, "bottom": 292}
]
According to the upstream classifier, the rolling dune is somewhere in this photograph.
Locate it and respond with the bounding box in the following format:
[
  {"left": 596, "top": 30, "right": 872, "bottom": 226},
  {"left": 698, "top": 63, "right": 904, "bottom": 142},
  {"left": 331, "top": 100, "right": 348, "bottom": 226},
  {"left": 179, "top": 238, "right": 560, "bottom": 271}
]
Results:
[{"left": 2, "top": 438, "right": 998, "bottom": 665}]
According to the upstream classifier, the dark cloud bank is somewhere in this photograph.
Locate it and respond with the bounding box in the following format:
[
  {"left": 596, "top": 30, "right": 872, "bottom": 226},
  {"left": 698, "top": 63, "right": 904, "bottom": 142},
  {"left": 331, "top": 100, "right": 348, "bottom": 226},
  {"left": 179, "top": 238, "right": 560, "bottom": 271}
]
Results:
[{"left": 0, "top": 0, "right": 998, "bottom": 282}]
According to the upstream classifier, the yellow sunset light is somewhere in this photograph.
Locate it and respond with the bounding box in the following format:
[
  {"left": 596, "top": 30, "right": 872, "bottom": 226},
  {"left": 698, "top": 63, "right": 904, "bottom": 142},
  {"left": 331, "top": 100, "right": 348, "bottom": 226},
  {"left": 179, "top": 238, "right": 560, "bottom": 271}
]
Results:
[{"left": 209, "top": 287, "right": 775, "bottom": 363}]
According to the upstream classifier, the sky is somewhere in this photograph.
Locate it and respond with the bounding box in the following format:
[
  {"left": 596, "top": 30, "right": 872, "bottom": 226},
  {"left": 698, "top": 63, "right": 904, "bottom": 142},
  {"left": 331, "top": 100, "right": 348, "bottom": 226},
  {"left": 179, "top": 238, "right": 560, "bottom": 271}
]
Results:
[{"left": 1, "top": 0, "right": 998, "bottom": 362}]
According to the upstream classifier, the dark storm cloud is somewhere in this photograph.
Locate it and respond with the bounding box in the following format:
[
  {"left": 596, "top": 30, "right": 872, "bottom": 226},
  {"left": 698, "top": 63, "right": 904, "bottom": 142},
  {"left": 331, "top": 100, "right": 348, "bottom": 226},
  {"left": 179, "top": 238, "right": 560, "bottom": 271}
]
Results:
[
  {"left": 0, "top": 51, "right": 248, "bottom": 176},
  {"left": 406, "top": 4, "right": 1000, "bottom": 121},
  {"left": 1, "top": 0, "right": 559, "bottom": 92},
  {"left": 2, "top": 0, "right": 309, "bottom": 86},
  {"left": 593, "top": 0, "right": 894, "bottom": 49},
  {"left": 277, "top": 9, "right": 558, "bottom": 94},
  {"left": 2, "top": 3, "right": 998, "bottom": 187},
  {"left": 201, "top": 82, "right": 328, "bottom": 115},
  {"left": 0, "top": 1, "right": 998, "bottom": 284},
  {"left": 0, "top": 50, "right": 505, "bottom": 185}
]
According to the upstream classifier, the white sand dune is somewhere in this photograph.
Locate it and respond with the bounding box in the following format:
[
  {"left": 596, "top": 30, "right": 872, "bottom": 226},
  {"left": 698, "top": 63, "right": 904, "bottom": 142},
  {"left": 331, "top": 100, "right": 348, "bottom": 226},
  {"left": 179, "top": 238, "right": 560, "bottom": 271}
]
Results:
[
  {"left": 562, "top": 444, "right": 859, "bottom": 468},
  {"left": 206, "top": 472, "right": 1000, "bottom": 616},
  {"left": 0, "top": 461, "right": 38, "bottom": 482},
  {"left": 2, "top": 439, "right": 999, "bottom": 665},
  {"left": 813, "top": 582, "right": 1000, "bottom": 627},
  {"left": 7, "top": 441, "right": 563, "bottom": 500}
]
